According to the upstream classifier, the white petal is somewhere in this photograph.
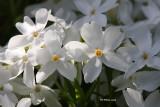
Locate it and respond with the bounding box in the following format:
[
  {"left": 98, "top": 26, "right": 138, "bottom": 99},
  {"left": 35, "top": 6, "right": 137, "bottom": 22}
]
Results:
[
  {"left": 57, "top": 61, "right": 77, "bottom": 81},
  {"left": 145, "top": 90, "right": 160, "bottom": 107},
  {"left": 36, "top": 62, "right": 56, "bottom": 83},
  {"left": 0, "top": 94, "right": 16, "bottom": 107},
  {"left": 41, "top": 87, "right": 62, "bottom": 107},
  {"left": 44, "top": 30, "right": 62, "bottom": 54},
  {"left": 73, "top": 16, "right": 91, "bottom": 30},
  {"left": 124, "top": 59, "right": 145, "bottom": 79},
  {"left": 9, "top": 78, "right": 32, "bottom": 95},
  {"left": 147, "top": 56, "right": 160, "bottom": 70},
  {"left": 103, "top": 27, "right": 124, "bottom": 51},
  {"left": 91, "top": 13, "right": 107, "bottom": 27},
  {"left": 83, "top": 57, "right": 102, "bottom": 83},
  {"left": 123, "top": 88, "right": 144, "bottom": 107},
  {"left": 97, "top": 0, "right": 118, "bottom": 13},
  {"left": 134, "top": 71, "right": 160, "bottom": 91},
  {"left": 111, "top": 75, "right": 132, "bottom": 91},
  {"left": 36, "top": 48, "right": 51, "bottom": 65},
  {"left": 87, "top": 0, "right": 101, "bottom": 8},
  {"left": 30, "top": 92, "right": 44, "bottom": 105},
  {"left": 16, "top": 16, "right": 36, "bottom": 35},
  {"left": 5, "top": 47, "right": 25, "bottom": 61},
  {"left": 63, "top": 26, "right": 80, "bottom": 45},
  {"left": 8, "top": 35, "right": 29, "bottom": 49},
  {"left": 0, "top": 65, "right": 11, "bottom": 87},
  {"left": 141, "top": 1, "right": 160, "bottom": 20},
  {"left": 23, "top": 62, "right": 35, "bottom": 88},
  {"left": 133, "top": 29, "right": 152, "bottom": 52},
  {"left": 36, "top": 8, "right": 50, "bottom": 31},
  {"left": 81, "top": 21, "right": 103, "bottom": 49},
  {"left": 17, "top": 98, "right": 31, "bottom": 107},
  {"left": 64, "top": 41, "right": 91, "bottom": 62},
  {"left": 101, "top": 52, "right": 129, "bottom": 72},
  {"left": 74, "top": 0, "right": 92, "bottom": 15}
]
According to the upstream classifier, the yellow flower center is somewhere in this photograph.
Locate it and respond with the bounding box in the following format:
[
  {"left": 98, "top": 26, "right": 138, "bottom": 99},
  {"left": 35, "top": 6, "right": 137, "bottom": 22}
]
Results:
[
  {"left": 4, "top": 65, "right": 9, "bottom": 70},
  {"left": 35, "top": 86, "right": 41, "bottom": 93},
  {"left": 95, "top": 49, "right": 102, "bottom": 56},
  {"left": 142, "top": 53, "right": 148, "bottom": 60},
  {"left": 23, "top": 54, "right": 28, "bottom": 62},
  {"left": 90, "top": 9, "right": 96, "bottom": 15},
  {"left": 52, "top": 55, "right": 59, "bottom": 62},
  {"left": 33, "top": 31, "right": 39, "bottom": 38}
]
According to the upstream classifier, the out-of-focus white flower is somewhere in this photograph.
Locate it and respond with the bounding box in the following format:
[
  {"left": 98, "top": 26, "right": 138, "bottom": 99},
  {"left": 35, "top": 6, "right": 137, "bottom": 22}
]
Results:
[
  {"left": 65, "top": 22, "right": 128, "bottom": 83},
  {"left": 0, "top": 65, "right": 18, "bottom": 107},
  {"left": 123, "top": 88, "right": 160, "bottom": 107},
  {"left": 8, "top": 8, "right": 51, "bottom": 49},
  {"left": 73, "top": 0, "right": 118, "bottom": 29},
  {"left": 10, "top": 78, "right": 61, "bottom": 107},
  {"left": 124, "top": 27, "right": 160, "bottom": 78},
  {"left": 36, "top": 30, "right": 77, "bottom": 83}
]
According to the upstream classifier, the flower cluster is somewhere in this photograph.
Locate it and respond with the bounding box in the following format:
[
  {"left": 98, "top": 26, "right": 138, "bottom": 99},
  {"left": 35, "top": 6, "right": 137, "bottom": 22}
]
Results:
[{"left": 1, "top": 0, "right": 160, "bottom": 107}]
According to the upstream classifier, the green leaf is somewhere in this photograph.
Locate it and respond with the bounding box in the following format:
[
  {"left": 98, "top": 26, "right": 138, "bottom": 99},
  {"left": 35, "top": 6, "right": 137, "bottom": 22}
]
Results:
[{"left": 64, "top": 78, "right": 76, "bottom": 101}]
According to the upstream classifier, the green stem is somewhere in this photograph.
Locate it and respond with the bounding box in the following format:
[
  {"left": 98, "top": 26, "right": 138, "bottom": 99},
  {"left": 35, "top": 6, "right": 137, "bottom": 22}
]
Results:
[
  {"left": 49, "top": 76, "right": 64, "bottom": 94},
  {"left": 105, "top": 66, "right": 113, "bottom": 107}
]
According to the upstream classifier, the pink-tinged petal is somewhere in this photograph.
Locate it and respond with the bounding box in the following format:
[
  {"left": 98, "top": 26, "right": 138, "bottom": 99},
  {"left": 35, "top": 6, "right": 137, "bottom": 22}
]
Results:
[
  {"left": 36, "top": 8, "right": 50, "bottom": 31},
  {"left": 83, "top": 57, "right": 102, "bottom": 83},
  {"left": 44, "top": 30, "right": 62, "bottom": 54},
  {"left": 36, "top": 48, "right": 51, "bottom": 65},
  {"left": 134, "top": 71, "right": 160, "bottom": 92},
  {"left": 103, "top": 27, "right": 124, "bottom": 51},
  {"left": 36, "top": 62, "right": 56, "bottom": 83},
  {"left": 8, "top": 35, "right": 29, "bottom": 49},
  {"left": 124, "top": 59, "right": 145, "bottom": 79},
  {"left": 98, "top": 0, "right": 118, "bottom": 13},
  {"left": 16, "top": 16, "right": 36, "bottom": 35},
  {"left": 74, "top": 0, "right": 92, "bottom": 15},
  {"left": 81, "top": 21, "right": 103, "bottom": 49},
  {"left": 123, "top": 88, "right": 144, "bottom": 107},
  {"left": 23, "top": 62, "right": 35, "bottom": 88},
  {"left": 17, "top": 98, "right": 31, "bottom": 107},
  {"left": 57, "top": 61, "right": 77, "bottom": 81},
  {"left": 91, "top": 13, "right": 107, "bottom": 27}
]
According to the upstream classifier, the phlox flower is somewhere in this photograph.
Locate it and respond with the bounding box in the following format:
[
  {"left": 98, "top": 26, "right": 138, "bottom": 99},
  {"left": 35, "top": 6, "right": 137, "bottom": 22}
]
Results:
[
  {"left": 73, "top": 0, "right": 118, "bottom": 29},
  {"left": 36, "top": 30, "right": 77, "bottom": 83},
  {"left": 65, "top": 21, "right": 128, "bottom": 83}
]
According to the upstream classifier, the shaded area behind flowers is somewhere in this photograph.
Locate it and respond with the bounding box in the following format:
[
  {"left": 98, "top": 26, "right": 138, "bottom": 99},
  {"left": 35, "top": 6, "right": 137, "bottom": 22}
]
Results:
[{"left": 0, "top": 0, "right": 46, "bottom": 46}]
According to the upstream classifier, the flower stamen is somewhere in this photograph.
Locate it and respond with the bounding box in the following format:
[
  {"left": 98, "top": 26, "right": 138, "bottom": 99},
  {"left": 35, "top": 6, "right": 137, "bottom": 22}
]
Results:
[
  {"left": 95, "top": 49, "right": 102, "bottom": 56},
  {"left": 52, "top": 54, "right": 59, "bottom": 62},
  {"left": 91, "top": 9, "right": 96, "bottom": 15},
  {"left": 33, "top": 32, "right": 39, "bottom": 38}
]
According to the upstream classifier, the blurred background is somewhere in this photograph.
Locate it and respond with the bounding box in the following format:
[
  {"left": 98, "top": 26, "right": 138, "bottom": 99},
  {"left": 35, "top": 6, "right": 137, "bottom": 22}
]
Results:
[{"left": 0, "top": 0, "right": 46, "bottom": 46}]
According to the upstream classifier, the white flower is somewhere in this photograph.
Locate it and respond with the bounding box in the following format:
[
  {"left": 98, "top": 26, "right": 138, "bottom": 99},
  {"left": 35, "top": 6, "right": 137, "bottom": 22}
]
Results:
[
  {"left": 36, "top": 30, "right": 77, "bottom": 83},
  {"left": 10, "top": 78, "right": 61, "bottom": 107},
  {"left": 123, "top": 88, "right": 160, "bottom": 107},
  {"left": 65, "top": 21, "right": 128, "bottom": 83},
  {"left": 124, "top": 27, "right": 160, "bottom": 78},
  {"left": 73, "top": 0, "right": 118, "bottom": 29},
  {"left": 0, "top": 65, "right": 18, "bottom": 107},
  {"left": 8, "top": 8, "right": 51, "bottom": 49},
  {"left": 5, "top": 47, "right": 35, "bottom": 87}
]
